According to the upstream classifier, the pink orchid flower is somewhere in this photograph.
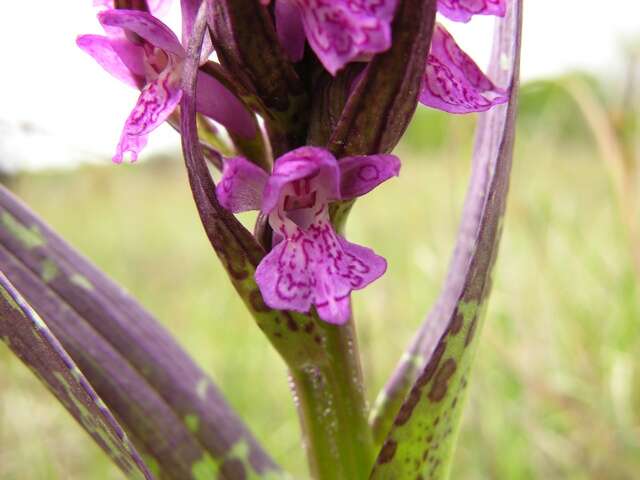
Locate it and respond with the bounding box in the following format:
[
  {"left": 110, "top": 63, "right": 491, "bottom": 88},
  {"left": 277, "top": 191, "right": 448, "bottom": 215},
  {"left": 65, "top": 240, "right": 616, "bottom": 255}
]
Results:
[
  {"left": 268, "top": 0, "right": 507, "bottom": 113},
  {"left": 217, "top": 146, "right": 400, "bottom": 324},
  {"left": 265, "top": 0, "right": 399, "bottom": 75},
  {"left": 419, "top": 23, "right": 507, "bottom": 113},
  {"left": 77, "top": 8, "right": 255, "bottom": 163}
]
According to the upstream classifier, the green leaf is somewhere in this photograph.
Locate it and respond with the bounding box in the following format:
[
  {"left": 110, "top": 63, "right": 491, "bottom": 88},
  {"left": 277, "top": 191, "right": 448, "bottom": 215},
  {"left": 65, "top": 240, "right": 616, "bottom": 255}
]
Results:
[
  {"left": 369, "top": 1, "right": 523, "bottom": 478},
  {"left": 0, "top": 187, "right": 282, "bottom": 479},
  {"left": 0, "top": 272, "right": 152, "bottom": 480}
]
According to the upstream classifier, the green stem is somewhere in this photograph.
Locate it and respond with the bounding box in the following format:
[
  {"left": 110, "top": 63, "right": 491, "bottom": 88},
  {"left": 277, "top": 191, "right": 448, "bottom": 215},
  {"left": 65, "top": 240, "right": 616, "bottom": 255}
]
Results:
[{"left": 290, "top": 318, "right": 375, "bottom": 480}]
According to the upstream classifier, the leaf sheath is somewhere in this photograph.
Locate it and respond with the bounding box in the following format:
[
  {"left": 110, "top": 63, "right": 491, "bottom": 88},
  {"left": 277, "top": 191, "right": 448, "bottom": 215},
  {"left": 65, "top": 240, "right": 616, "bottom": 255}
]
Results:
[{"left": 370, "top": 2, "right": 523, "bottom": 478}]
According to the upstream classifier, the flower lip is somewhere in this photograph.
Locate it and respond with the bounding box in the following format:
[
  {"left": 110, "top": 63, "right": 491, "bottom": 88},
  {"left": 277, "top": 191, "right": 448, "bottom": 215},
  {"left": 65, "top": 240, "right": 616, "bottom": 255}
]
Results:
[{"left": 215, "top": 148, "right": 400, "bottom": 324}]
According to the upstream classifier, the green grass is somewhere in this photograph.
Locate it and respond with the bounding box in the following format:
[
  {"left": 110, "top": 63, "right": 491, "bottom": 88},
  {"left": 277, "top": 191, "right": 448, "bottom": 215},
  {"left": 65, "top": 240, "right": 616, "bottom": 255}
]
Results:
[{"left": 1, "top": 104, "right": 639, "bottom": 479}]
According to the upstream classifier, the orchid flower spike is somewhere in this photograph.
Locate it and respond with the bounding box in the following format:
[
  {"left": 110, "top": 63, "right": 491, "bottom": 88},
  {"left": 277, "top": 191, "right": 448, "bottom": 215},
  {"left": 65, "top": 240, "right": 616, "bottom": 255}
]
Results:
[
  {"left": 217, "top": 147, "right": 400, "bottom": 324},
  {"left": 77, "top": 8, "right": 255, "bottom": 163}
]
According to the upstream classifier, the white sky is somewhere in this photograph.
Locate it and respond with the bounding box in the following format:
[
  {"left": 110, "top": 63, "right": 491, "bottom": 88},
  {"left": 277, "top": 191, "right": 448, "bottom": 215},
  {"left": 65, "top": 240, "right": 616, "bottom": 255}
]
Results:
[{"left": 0, "top": 1, "right": 638, "bottom": 170}]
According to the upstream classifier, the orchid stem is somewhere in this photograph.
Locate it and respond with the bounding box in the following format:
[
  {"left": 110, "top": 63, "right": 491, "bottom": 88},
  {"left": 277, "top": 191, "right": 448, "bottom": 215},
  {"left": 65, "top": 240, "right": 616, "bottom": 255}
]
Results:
[{"left": 290, "top": 317, "right": 374, "bottom": 480}]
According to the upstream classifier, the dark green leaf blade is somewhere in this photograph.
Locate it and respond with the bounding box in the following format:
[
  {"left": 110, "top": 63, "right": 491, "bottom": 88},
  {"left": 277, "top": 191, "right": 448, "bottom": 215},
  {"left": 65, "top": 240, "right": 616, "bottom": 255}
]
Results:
[
  {"left": 0, "top": 272, "right": 152, "bottom": 480},
  {"left": 0, "top": 187, "right": 282, "bottom": 479},
  {"left": 370, "top": 1, "right": 523, "bottom": 478}
]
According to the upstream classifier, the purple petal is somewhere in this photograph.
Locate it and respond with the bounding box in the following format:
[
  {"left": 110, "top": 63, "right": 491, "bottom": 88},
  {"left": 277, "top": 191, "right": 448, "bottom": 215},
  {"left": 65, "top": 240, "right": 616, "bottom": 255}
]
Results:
[
  {"left": 77, "top": 34, "right": 143, "bottom": 88},
  {"left": 216, "top": 157, "right": 269, "bottom": 213},
  {"left": 437, "top": 0, "right": 506, "bottom": 23},
  {"left": 312, "top": 227, "right": 387, "bottom": 324},
  {"left": 275, "top": 0, "right": 306, "bottom": 62},
  {"left": 255, "top": 233, "right": 316, "bottom": 313},
  {"left": 420, "top": 24, "right": 507, "bottom": 113},
  {"left": 114, "top": 69, "right": 182, "bottom": 163},
  {"left": 196, "top": 71, "right": 257, "bottom": 138},
  {"left": 99, "top": 9, "right": 185, "bottom": 58},
  {"left": 262, "top": 147, "right": 341, "bottom": 214},
  {"left": 295, "top": 0, "right": 397, "bottom": 75},
  {"left": 339, "top": 154, "right": 401, "bottom": 200}
]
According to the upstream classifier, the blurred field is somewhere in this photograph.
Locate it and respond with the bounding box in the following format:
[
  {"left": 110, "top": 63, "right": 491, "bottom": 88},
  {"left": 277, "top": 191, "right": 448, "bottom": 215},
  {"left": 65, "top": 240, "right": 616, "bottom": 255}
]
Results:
[{"left": 1, "top": 79, "right": 640, "bottom": 479}]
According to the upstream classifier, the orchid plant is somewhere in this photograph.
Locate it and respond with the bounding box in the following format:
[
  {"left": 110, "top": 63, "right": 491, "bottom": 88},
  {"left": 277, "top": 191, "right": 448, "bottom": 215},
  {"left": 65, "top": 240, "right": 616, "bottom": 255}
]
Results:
[{"left": 0, "top": 0, "right": 522, "bottom": 478}]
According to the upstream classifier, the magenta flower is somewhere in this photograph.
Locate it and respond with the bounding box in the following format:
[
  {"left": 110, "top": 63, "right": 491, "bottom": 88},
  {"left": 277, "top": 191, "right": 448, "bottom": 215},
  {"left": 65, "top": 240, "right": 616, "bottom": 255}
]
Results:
[
  {"left": 420, "top": 0, "right": 507, "bottom": 113},
  {"left": 265, "top": 0, "right": 399, "bottom": 75},
  {"left": 217, "top": 147, "right": 400, "bottom": 324},
  {"left": 77, "top": 9, "right": 255, "bottom": 163},
  {"left": 419, "top": 23, "right": 507, "bottom": 113},
  {"left": 269, "top": 0, "right": 506, "bottom": 113}
]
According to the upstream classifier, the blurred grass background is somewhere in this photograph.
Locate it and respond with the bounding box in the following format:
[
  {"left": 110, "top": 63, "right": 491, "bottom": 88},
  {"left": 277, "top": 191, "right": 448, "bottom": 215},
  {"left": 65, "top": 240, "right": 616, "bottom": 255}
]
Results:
[{"left": 1, "top": 75, "right": 640, "bottom": 479}]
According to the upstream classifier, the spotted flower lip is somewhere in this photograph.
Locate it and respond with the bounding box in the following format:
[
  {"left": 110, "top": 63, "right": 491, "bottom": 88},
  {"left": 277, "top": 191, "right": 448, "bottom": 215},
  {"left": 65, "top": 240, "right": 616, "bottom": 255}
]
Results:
[
  {"left": 216, "top": 147, "right": 400, "bottom": 324},
  {"left": 77, "top": 8, "right": 255, "bottom": 163}
]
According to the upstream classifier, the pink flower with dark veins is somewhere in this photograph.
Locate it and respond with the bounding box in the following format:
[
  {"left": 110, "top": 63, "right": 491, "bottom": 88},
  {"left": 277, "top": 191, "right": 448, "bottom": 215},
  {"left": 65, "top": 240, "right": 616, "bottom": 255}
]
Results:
[
  {"left": 267, "top": 0, "right": 399, "bottom": 75},
  {"left": 217, "top": 146, "right": 401, "bottom": 324},
  {"left": 420, "top": 0, "right": 507, "bottom": 112},
  {"left": 270, "top": 0, "right": 507, "bottom": 113},
  {"left": 419, "top": 23, "right": 507, "bottom": 113},
  {"left": 77, "top": 8, "right": 255, "bottom": 163}
]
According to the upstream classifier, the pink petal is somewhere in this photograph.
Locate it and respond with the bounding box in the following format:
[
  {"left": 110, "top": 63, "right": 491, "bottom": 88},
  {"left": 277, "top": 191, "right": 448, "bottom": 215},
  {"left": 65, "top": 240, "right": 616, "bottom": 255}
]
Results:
[
  {"left": 216, "top": 157, "right": 269, "bottom": 213},
  {"left": 339, "top": 154, "right": 400, "bottom": 200},
  {"left": 437, "top": 0, "right": 506, "bottom": 23},
  {"left": 196, "top": 71, "right": 257, "bottom": 139},
  {"left": 311, "top": 225, "right": 387, "bottom": 324},
  {"left": 108, "top": 36, "right": 147, "bottom": 79},
  {"left": 420, "top": 24, "right": 507, "bottom": 113},
  {"left": 294, "top": 0, "right": 397, "bottom": 75},
  {"left": 275, "top": 0, "right": 306, "bottom": 62},
  {"left": 114, "top": 69, "right": 182, "bottom": 163},
  {"left": 76, "top": 34, "right": 142, "bottom": 88},
  {"left": 255, "top": 232, "right": 316, "bottom": 314},
  {"left": 262, "top": 147, "right": 341, "bottom": 215},
  {"left": 98, "top": 9, "right": 185, "bottom": 58}
]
